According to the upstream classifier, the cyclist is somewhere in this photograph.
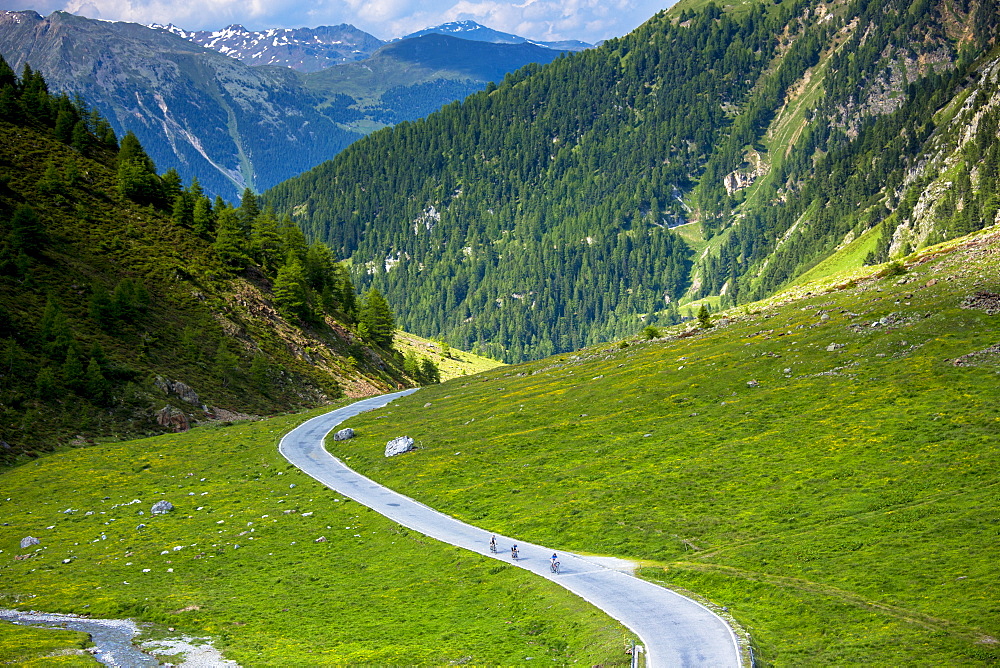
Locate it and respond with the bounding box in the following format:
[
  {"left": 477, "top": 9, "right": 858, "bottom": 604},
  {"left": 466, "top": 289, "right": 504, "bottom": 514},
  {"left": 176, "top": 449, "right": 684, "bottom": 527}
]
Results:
[
  {"left": 511, "top": 544, "right": 519, "bottom": 560},
  {"left": 550, "top": 553, "right": 558, "bottom": 567},
  {"left": 550, "top": 553, "right": 559, "bottom": 572},
  {"left": 489, "top": 535, "right": 497, "bottom": 553}
]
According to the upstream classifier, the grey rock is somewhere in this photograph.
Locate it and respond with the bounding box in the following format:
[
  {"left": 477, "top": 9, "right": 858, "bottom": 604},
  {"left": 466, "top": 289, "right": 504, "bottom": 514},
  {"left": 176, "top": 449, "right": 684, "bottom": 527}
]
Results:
[
  {"left": 332, "top": 428, "right": 355, "bottom": 441},
  {"left": 385, "top": 436, "right": 416, "bottom": 457},
  {"left": 20, "top": 536, "right": 39, "bottom": 549},
  {"left": 154, "top": 377, "right": 201, "bottom": 405},
  {"left": 151, "top": 500, "right": 174, "bottom": 515},
  {"left": 826, "top": 343, "right": 845, "bottom": 351},
  {"left": 747, "top": 380, "right": 759, "bottom": 387}
]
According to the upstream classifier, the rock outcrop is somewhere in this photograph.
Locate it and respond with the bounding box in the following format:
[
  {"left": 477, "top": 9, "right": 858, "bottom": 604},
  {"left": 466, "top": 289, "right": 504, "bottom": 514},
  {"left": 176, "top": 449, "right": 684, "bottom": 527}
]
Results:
[
  {"left": 385, "top": 436, "right": 416, "bottom": 457},
  {"left": 333, "top": 428, "right": 355, "bottom": 441},
  {"left": 156, "top": 406, "right": 190, "bottom": 432}
]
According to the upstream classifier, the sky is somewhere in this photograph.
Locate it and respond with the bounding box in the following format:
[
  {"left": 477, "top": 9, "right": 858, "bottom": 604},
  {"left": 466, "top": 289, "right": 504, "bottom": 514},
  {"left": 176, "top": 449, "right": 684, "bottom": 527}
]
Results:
[{"left": 0, "top": 0, "right": 674, "bottom": 44}]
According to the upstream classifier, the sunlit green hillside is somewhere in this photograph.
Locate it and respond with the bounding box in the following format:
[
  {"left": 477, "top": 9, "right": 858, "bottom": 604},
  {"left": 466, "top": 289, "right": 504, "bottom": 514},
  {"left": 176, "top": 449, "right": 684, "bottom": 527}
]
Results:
[
  {"left": 0, "top": 405, "right": 626, "bottom": 665},
  {"left": 331, "top": 228, "right": 1000, "bottom": 665}
]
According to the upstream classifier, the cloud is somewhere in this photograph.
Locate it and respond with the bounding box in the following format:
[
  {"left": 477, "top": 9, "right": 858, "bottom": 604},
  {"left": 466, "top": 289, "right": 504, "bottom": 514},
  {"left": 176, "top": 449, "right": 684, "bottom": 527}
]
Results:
[{"left": 13, "top": 0, "right": 670, "bottom": 43}]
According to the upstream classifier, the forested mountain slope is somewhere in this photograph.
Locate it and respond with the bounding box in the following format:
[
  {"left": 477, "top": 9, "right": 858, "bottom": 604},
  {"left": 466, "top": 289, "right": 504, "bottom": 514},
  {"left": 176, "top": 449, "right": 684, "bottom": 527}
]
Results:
[
  {"left": 0, "top": 61, "right": 417, "bottom": 463},
  {"left": 266, "top": 0, "right": 1000, "bottom": 362}
]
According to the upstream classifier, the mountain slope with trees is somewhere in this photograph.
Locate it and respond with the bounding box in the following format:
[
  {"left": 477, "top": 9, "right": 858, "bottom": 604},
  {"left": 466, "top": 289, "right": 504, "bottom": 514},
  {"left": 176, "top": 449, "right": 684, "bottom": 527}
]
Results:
[
  {"left": 0, "top": 58, "right": 430, "bottom": 464},
  {"left": 0, "top": 11, "right": 582, "bottom": 202},
  {"left": 265, "top": 0, "right": 1000, "bottom": 362}
]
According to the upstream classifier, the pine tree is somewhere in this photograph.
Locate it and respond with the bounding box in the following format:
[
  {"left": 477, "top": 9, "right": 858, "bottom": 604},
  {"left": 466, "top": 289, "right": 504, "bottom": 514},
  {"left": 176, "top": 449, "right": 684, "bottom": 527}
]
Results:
[
  {"left": 419, "top": 357, "right": 440, "bottom": 384},
  {"left": 193, "top": 197, "right": 215, "bottom": 237},
  {"left": 273, "top": 258, "right": 312, "bottom": 321},
  {"left": 85, "top": 357, "right": 111, "bottom": 404},
  {"left": 251, "top": 212, "right": 284, "bottom": 273},
  {"left": 697, "top": 304, "right": 713, "bottom": 329},
  {"left": 61, "top": 342, "right": 86, "bottom": 393},
  {"left": 358, "top": 288, "right": 395, "bottom": 347},
  {"left": 35, "top": 366, "right": 59, "bottom": 400},
  {"left": 213, "top": 208, "right": 250, "bottom": 270}
]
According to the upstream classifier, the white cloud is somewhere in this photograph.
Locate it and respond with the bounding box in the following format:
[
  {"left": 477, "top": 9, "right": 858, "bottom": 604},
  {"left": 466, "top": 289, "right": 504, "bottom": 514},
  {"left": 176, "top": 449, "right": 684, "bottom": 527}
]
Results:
[{"left": 11, "top": 0, "right": 672, "bottom": 43}]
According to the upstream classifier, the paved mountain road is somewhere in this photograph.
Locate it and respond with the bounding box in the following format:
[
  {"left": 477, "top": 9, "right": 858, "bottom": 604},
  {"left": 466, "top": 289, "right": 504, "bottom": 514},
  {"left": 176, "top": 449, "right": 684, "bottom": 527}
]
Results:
[{"left": 279, "top": 390, "right": 743, "bottom": 667}]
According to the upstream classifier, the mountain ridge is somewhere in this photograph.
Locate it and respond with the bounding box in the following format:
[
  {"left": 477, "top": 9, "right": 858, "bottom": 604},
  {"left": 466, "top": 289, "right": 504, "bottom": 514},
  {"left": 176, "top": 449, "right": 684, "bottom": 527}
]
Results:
[{"left": 264, "top": 0, "right": 1000, "bottom": 362}]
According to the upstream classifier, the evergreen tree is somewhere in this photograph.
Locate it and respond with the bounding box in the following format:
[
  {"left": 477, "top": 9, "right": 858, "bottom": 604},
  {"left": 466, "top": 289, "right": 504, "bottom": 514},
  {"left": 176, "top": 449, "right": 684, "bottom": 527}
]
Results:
[
  {"left": 85, "top": 357, "right": 111, "bottom": 404},
  {"left": 697, "top": 304, "right": 713, "bottom": 329},
  {"left": 273, "top": 258, "right": 312, "bottom": 321},
  {"left": 358, "top": 288, "right": 395, "bottom": 347},
  {"left": 192, "top": 196, "right": 215, "bottom": 237},
  {"left": 117, "top": 131, "right": 159, "bottom": 203},
  {"left": 62, "top": 341, "right": 86, "bottom": 393},
  {"left": 213, "top": 208, "right": 250, "bottom": 270},
  {"left": 419, "top": 356, "right": 440, "bottom": 384},
  {"left": 251, "top": 212, "right": 284, "bottom": 273},
  {"left": 35, "top": 366, "right": 59, "bottom": 400}
]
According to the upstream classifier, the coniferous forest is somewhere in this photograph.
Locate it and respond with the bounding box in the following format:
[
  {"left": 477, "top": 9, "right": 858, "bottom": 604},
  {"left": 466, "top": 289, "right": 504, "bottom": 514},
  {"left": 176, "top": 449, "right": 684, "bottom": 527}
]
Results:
[
  {"left": 266, "top": 0, "right": 1000, "bottom": 362},
  {"left": 0, "top": 56, "right": 437, "bottom": 461}
]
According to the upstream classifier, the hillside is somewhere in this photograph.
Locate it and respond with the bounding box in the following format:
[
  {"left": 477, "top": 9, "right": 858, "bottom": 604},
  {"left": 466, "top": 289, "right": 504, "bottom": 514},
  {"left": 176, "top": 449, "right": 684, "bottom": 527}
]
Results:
[
  {"left": 265, "top": 0, "right": 1000, "bottom": 363},
  {"left": 0, "top": 403, "right": 626, "bottom": 665},
  {"left": 301, "top": 34, "right": 570, "bottom": 130},
  {"left": 325, "top": 227, "right": 1000, "bottom": 665},
  {"left": 0, "top": 61, "right": 421, "bottom": 464}
]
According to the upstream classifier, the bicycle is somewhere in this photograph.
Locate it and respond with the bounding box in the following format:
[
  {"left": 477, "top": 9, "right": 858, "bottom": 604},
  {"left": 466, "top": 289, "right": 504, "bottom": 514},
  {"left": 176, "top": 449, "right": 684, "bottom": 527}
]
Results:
[
  {"left": 511, "top": 546, "right": 519, "bottom": 560},
  {"left": 489, "top": 539, "right": 497, "bottom": 554},
  {"left": 550, "top": 560, "right": 560, "bottom": 574}
]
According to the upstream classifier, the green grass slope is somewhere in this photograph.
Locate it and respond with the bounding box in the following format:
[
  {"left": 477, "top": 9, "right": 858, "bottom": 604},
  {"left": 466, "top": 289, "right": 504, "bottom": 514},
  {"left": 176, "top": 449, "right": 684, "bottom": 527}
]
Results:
[
  {"left": 0, "top": 623, "right": 94, "bottom": 665},
  {"left": 328, "top": 228, "right": 1000, "bottom": 665},
  {"left": 0, "top": 403, "right": 627, "bottom": 665},
  {"left": 394, "top": 330, "right": 504, "bottom": 381}
]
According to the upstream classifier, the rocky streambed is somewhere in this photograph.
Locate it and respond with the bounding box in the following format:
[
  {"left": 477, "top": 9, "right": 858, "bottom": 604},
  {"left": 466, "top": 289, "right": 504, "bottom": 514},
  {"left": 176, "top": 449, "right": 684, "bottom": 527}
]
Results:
[{"left": 0, "top": 608, "right": 237, "bottom": 666}]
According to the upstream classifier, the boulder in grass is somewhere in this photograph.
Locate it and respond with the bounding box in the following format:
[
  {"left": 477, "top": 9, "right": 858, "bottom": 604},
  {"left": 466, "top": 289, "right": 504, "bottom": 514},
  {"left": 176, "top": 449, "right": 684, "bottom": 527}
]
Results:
[
  {"left": 384, "top": 436, "right": 416, "bottom": 457},
  {"left": 333, "top": 428, "right": 355, "bottom": 441},
  {"left": 151, "top": 500, "right": 174, "bottom": 515},
  {"left": 20, "top": 536, "right": 39, "bottom": 549}
]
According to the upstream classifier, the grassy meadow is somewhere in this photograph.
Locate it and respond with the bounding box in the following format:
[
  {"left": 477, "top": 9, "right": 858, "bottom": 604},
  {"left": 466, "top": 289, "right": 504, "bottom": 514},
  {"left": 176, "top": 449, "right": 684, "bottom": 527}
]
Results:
[
  {"left": 0, "top": 404, "right": 627, "bottom": 665},
  {"left": 329, "top": 230, "right": 1000, "bottom": 665}
]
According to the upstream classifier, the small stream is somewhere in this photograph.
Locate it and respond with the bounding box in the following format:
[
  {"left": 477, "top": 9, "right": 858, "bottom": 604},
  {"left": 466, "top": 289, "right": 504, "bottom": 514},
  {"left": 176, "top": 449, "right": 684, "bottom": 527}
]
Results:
[{"left": 0, "top": 609, "right": 159, "bottom": 667}]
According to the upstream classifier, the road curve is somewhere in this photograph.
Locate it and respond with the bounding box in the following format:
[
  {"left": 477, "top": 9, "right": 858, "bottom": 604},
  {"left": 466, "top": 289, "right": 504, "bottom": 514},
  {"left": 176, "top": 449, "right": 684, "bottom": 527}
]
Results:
[{"left": 279, "top": 390, "right": 743, "bottom": 668}]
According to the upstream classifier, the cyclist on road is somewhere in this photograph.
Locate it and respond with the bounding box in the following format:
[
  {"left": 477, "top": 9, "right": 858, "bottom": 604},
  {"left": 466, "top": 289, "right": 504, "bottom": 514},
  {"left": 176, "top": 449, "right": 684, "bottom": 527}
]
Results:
[
  {"left": 550, "top": 553, "right": 558, "bottom": 566},
  {"left": 511, "top": 544, "right": 519, "bottom": 560},
  {"left": 489, "top": 535, "right": 497, "bottom": 553}
]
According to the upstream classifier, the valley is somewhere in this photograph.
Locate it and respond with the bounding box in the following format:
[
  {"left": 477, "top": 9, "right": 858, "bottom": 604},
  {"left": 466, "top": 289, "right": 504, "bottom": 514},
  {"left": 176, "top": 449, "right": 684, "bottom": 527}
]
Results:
[{"left": 2, "top": 0, "right": 999, "bottom": 663}]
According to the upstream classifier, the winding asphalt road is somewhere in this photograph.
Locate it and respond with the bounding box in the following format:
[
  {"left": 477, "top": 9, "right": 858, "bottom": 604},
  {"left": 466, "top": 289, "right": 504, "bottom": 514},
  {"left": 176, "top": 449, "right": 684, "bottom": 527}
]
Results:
[{"left": 279, "top": 389, "right": 742, "bottom": 667}]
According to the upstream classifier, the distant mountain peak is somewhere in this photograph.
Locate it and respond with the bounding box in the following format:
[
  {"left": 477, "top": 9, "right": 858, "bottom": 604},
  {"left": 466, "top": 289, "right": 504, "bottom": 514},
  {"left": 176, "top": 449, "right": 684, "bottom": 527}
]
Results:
[
  {"left": 145, "top": 22, "right": 385, "bottom": 72},
  {"left": 398, "top": 20, "right": 592, "bottom": 51}
]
